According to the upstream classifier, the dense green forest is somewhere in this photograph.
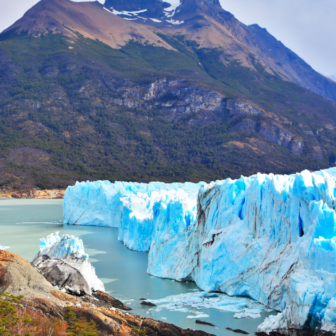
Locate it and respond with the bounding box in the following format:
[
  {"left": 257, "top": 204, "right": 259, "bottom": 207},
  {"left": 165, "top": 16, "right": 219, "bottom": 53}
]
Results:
[{"left": 0, "top": 32, "right": 335, "bottom": 189}]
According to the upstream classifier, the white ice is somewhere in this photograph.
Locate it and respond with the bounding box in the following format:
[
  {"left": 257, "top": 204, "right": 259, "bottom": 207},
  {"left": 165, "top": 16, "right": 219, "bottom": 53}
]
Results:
[
  {"left": 145, "top": 291, "right": 267, "bottom": 319},
  {"left": 63, "top": 167, "right": 336, "bottom": 332},
  {"left": 35, "top": 232, "right": 104, "bottom": 293}
]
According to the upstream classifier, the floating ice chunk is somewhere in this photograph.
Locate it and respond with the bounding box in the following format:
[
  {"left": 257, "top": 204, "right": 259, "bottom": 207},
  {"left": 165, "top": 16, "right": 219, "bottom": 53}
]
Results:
[
  {"left": 187, "top": 314, "right": 209, "bottom": 319},
  {"left": 143, "top": 291, "right": 267, "bottom": 318},
  {"left": 39, "top": 232, "right": 87, "bottom": 258},
  {"left": 33, "top": 232, "right": 104, "bottom": 295},
  {"left": 234, "top": 309, "right": 262, "bottom": 319}
]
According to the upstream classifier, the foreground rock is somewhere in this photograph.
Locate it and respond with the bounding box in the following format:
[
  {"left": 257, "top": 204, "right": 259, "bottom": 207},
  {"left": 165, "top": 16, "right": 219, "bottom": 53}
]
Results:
[
  {"left": 32, "top": 232, "right": 104, "bottom": 296},
  {"left": 0, "top": 250, "right": 213, "bottom": 336}
]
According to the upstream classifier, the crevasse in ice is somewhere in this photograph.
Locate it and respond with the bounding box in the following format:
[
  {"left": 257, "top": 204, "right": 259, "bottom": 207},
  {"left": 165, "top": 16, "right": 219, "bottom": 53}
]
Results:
[{"left": 63, "top": 168, "right": 336, "bottom": 332}]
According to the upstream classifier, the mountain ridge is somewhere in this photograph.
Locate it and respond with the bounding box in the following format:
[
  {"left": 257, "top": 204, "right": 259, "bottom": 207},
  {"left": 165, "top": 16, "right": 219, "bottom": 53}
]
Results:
[
  {"left": 103, "top": 0, "right": 336, "bottom": 103},
  {"left": 0, "top": 0, "right": 336, "bottom": 189}
]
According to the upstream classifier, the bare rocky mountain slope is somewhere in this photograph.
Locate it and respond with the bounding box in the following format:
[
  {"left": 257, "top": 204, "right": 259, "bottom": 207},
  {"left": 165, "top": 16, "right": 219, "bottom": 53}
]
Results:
[
  {"left": 5, "top": 0, "right": 336, "bottom": 104},
  {"left": 0, "top": 0, "right": 336, "bottom": 189},
  {"left": 104, "top": 0, "right": 336, "bottom": 103}
]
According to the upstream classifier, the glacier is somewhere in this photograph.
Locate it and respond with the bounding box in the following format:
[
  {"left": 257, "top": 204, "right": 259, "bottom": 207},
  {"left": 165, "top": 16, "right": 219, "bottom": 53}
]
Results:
[
  {"left": 144, "top": 291, "right": 267, "bottom": 319},
  {"left": 33, "top": 232, "right": 104, "bottom": 295},
  {"left": 63, "top": 168, "right": 336, "bottom": 333}
]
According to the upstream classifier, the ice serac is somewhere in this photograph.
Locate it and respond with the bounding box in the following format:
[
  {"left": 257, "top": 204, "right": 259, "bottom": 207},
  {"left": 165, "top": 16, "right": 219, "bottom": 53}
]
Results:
[
  {"left": 63, "top": 181, "right": 205, "bottom": 251},
  {"left": 32, "top": 232, "right": 104, "bottom": 295},
  {"left": 63, "top": 168, "right": 336, "bottom": 332}
]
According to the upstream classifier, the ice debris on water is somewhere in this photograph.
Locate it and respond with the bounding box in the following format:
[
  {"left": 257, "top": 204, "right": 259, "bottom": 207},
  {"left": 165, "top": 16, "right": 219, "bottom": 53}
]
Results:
[
  {"left": 144, "top": 291, "right": 266, "bottom": 319},
  {"left": 0, "top": 245, "right": 9, "bottom": 250},
  {"left": 63, "top": 167, "right": 336, "bottom": 332}
]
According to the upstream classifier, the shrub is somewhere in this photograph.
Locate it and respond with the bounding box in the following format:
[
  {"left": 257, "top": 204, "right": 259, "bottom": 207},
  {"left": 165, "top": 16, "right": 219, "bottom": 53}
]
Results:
[
  {"left": 0, "top": 292, "right": 67, "bottom": 336},
  {"left": 64, "top": 308, "right": 98, "bottom": 336}
]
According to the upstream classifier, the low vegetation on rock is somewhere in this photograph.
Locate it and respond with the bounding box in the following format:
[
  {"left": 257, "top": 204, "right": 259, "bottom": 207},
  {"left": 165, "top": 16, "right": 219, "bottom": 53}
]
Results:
[{"left": 0, "top": 292, "right": 68, "bottom": 336}]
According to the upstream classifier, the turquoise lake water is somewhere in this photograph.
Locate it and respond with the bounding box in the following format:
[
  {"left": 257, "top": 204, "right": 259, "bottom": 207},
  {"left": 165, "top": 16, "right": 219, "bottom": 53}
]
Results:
[{"left": 0, "top": 199, "right": 273, "bottom": 335}]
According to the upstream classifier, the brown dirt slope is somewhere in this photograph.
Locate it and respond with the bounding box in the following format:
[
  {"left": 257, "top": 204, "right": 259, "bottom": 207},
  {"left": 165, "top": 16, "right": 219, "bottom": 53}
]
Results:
[{"left": 4, "top": 0, "right": 173, "bottom": 50}]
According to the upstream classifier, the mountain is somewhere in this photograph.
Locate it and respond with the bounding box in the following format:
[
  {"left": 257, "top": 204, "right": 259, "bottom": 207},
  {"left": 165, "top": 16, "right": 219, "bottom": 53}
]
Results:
[
  {"left": 104, "top": 0, "right": 336, "bottom": 103},
  {"left": 0, "top": 0, "right": 336, "bottom": 190}
]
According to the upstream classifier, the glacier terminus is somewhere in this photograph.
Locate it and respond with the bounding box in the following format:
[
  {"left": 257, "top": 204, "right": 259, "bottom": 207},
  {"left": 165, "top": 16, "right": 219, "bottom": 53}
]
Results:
[{"left": 63, "top": 168, "right": 336, "bottom": 333}]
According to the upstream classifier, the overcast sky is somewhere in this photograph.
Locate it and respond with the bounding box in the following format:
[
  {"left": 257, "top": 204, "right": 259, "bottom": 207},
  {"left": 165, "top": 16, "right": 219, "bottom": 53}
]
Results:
[{"left": 0, "top": 0, "right": 335, "bottom": 79}]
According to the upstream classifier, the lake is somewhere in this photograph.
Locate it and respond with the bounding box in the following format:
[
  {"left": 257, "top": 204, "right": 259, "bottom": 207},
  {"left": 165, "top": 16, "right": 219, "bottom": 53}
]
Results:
[{"left": 0, "top": 199, "right": 273, "bottom": 335}]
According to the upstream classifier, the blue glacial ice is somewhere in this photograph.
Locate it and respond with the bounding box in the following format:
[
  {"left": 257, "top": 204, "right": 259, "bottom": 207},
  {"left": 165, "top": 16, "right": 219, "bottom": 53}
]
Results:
[
  {"left": 63, "top": 181, "right": 205, "bottom": 251},
  {"left": 63, "top": 167, "right": 336, "bottom": 332},
  {"left": 145, "top": 291, "right": 267, "bottom": 319},
  {"left": 34, "top": 232, "right": 104, "bottom": 294}
]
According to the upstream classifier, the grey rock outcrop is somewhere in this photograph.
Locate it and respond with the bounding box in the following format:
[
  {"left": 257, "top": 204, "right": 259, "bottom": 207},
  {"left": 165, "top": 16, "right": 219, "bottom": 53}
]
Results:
[
  {"left": 106, "top": 77, "right": 225, "bottom": 123},
  {"left": 227, "top": 100, "right": 267, "bottom": 117},
  {"left": 289, "top": 139, "right": 304, "bottom": 156},
  {"left": 32, "top": 233, "right": 105, "bottom": 296},
  {"left": 233, "top": 119, "right": 257, "bottom": 134},
  {"left": 258, "top": 123, "right": 293, "bottom": 148},
  {"left": 32, "top": 255, "right": 92, "bottom": 296}
]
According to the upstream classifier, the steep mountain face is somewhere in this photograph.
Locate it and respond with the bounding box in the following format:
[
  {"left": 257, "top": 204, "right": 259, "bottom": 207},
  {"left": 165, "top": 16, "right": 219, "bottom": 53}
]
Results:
[
  {"left": 105, "top": 0, "right": 336, "bottom": 103},
  {"left": 0, "top": 0, "right": 336, "bottom": 189},
  {"left": 247, "top": 24, "right": 336, "bottom": 103}
]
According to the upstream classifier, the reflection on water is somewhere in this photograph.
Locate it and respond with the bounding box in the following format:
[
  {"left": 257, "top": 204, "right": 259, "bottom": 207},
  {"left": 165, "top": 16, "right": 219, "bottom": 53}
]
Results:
[{"left": 0, "top": 199, "right": 273, "bottom": 335}]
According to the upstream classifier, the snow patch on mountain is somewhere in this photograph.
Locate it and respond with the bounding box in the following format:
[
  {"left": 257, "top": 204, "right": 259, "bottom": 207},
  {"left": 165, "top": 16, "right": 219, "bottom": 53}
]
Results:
[{"left": 164, "top": 0, "right": 181, "bottom": 12}]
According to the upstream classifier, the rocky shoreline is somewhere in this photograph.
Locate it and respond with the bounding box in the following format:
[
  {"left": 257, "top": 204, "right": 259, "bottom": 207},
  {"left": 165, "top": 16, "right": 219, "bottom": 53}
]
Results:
[
  {"left": 0, "top": 189, "right": 65, "bottom": 199},
  {"left": 0, "top": 250, "right": 213, "bottom": 336}
]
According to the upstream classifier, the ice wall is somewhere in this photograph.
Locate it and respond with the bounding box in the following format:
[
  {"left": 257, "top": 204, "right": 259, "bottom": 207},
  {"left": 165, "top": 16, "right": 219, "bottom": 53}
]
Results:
[
  {"left": 63, "top": 168, "right": 336, "bottom": 332},
  {"left": 63, "top": 181, "right": 205, "bottom": 251}
]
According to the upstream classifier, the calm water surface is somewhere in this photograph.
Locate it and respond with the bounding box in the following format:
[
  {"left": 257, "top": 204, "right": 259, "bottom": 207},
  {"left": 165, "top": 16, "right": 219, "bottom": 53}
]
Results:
[{"left": 0, "top": 199, "right": 272, "bottom": 335}]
